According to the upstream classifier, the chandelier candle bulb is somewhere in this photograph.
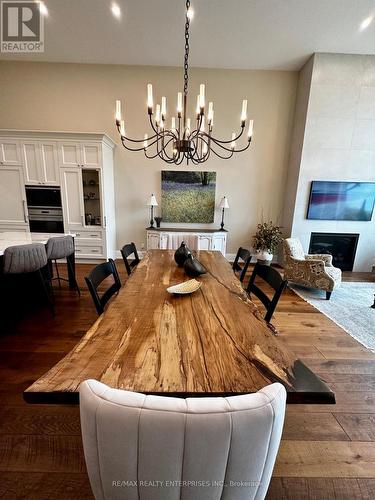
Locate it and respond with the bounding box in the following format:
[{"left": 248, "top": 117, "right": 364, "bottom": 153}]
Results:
[
  {"left": 143, "top": 134, "right": 148, "bottom": 148},
  {"left": 201, "top": 115, "right": 205, "bottom": 132},
  {"left": 115, "top": 100, "right": 121, "bottom": 123},
  {"left": 231, "top": 132, "right": 236, "bottom": 149},
  {"left": 241, "top": 100, "right": 247, "bottom": 123},
  {"left": 120, "top": 120, "right": 126, "bottom": 137},
  {"left": 186, "top": 118, "right": 191, "bottom": 135},
  {"left": 177, "top": 92, "right": 183, "bottom": 116},
  {"left": 155, "top": 104, "right": 161, "bottom": 125},
  {"left": 202, "top": 142, "right": 208, "bottom": 155},
  {"left": 199, "top": 84, "right": 205, "bottom": 110},
  {"left": 161, "top": 96, "right": 167, "bottom": 118},
  {"left": 207, "top": 102, "right": 213, "bottom": 123},
  {"left": 196, "top": 95, "right": 200, "bottom": 117},
  {"left": 171, "top": 117, "right": 176, "bottom": 133},
  {"left": 147, "top": 84, "right": 153, "bottom": 111},
  {"left": 248, "top": 119, "right": 254, "bottom": 139}
]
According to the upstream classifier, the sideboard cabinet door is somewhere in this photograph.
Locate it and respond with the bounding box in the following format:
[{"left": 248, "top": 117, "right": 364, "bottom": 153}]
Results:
[
  {"left": 212, "top": 234, "right": 227, "bottom": 256},
  {"left": 147, "top": 232, "right": 160, "bottom": 250},
  {"left": 198, "top": 235, "right": 212, "bottom": 251}
]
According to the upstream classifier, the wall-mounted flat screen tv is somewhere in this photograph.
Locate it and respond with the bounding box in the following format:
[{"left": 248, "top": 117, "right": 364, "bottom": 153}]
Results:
[{"left": 307, "top": 181, "right": 375, "bottom": 221}]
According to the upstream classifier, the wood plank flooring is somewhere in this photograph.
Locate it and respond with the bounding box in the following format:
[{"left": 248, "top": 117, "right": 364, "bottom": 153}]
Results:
[{"left": 0, "top": 263, "right": 374, "bottom": 499}]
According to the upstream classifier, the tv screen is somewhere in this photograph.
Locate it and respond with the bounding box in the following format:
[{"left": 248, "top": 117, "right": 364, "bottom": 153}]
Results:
[{"left": 307, "top": 181, "right": 375, "bottom": 221}]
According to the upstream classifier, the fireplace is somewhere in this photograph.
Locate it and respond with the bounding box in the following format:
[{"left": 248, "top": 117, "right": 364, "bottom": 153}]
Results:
[{"left": 308, "top": 233, "right": 359, "bottom": 271}]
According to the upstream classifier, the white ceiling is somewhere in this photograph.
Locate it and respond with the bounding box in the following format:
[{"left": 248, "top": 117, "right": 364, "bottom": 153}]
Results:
[{"left": 1, "top": 0, "right": 375, "bottom": 70}]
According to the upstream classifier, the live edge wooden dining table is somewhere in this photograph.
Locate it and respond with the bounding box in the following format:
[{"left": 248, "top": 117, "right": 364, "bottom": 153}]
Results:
[{"left": 24, "top": 250, "right": 335, "bottom": 405}]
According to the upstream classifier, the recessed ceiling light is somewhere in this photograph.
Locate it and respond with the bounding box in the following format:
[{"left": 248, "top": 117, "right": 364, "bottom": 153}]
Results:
[
  {"left": 360, "top": 15, "right": 373, "bottom": 31},
  {"left": 39, "top": 1, "right": 48, "bottom": 16},
  {"left": 111, "top": 3, "right": 121, "bottom": 19}
]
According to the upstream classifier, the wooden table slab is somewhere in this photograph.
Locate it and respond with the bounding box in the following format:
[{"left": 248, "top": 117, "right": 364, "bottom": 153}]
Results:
[{"left": 24, "top": 250, "right": 335, "bottom": 404}]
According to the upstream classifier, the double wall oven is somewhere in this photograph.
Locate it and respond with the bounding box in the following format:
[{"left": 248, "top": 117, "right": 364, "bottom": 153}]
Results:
[{"left": 26, "top": 186, "right": 64, "bottom": 233}]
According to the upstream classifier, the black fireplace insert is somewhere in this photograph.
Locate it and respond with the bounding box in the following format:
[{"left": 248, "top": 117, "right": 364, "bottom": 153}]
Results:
[{"left": 308, "top": 233, "right": 359, "bottom": 272}]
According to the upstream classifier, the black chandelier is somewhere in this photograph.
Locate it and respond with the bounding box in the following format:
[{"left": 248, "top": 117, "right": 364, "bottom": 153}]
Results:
[{"left": 115, "top": 0, "right": 253, "bottom": 165}]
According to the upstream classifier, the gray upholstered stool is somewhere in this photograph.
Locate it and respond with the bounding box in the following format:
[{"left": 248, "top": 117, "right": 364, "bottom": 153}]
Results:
[
  {"left": 46, "top": 236, "right": 80, "bottom": 296},
  {"left": 3, "top": 243, "right": 54, "bottom": 315}
]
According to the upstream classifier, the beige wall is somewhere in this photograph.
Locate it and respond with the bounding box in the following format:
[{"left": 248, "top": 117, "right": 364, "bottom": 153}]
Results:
[
  {"left": 0, "top": 61, "right": 297, "bottom": 255},
  {"left": 284, "top": 53, "right": 375, "bottom": 272}
]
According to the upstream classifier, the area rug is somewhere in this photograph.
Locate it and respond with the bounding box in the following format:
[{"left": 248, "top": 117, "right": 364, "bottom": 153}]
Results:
[{"left": 290, "top": 282, "right": 375, "bottom": 353}]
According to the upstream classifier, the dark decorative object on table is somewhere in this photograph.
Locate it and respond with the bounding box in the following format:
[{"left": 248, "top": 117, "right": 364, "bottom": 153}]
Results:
[
  {"left": 174, "top": 241, "right": 191, "bottom": 267},
  {"left": 371, "top": 293, "right": 375, "bottom": 309},
  {"left": 184, "top": 254, "right": 207, "bottom": 277},
  {"left": 155, "top": 216, "right": 162, "bottom": 228}
]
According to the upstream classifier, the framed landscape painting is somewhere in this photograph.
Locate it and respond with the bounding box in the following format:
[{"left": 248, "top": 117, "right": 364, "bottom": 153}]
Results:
[{"left": 161, "top": 170, "right": 217, "bottom": 223}]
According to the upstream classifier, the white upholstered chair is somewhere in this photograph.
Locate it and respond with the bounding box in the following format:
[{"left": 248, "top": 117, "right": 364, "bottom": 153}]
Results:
[
  {"left": 283, "top": 238, "right": 342, "bottom": 300},
  {"left": 79, "top": 379, "right": 286, "bottom": 500}
]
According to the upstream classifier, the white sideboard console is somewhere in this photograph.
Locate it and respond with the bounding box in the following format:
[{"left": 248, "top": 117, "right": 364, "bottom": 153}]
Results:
[{"left": 146, "top": 227, "right": 227, "bottom": 256}]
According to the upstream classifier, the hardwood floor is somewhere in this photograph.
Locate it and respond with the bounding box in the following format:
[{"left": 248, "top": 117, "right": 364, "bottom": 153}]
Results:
[{"left": 0, "top": 262, "right": 374, "bottom": 499}]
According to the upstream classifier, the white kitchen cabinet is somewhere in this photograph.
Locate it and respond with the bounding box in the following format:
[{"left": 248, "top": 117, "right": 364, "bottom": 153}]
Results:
[
  {"left": 59, "top": 138, "right": 115, "bottom": 260},
  {"left": 0, "top": 140, "right": 21, "bottom": 166},
  {"left": 22, "top": 142, "right": 40, "bottom": 184},
  {"left": 58, "top": 142, "right": 82, "bottom": 167},
  {"left": 81, "top": 143, "right": 101, "bottom": 167},
  {"left": 0, "top": 130, "right": 116, "bottom": 261},
  {"left": 58, "top": 142, "right": 102, "bottom": 169},
  {"left": 0, "top": 165, "right": 28, "bottom": 229},
  {"left": 22, "top": 141, "right": 60, "bottom": 186},
  {"left": 146, "top": 229, "right": 227, "bottom": 256},
  {"left": 60, "top": 167, "right": 85, "bottom": 229},
  {"left": 40, "top": 141, "right": 60, "bottom": 185}
]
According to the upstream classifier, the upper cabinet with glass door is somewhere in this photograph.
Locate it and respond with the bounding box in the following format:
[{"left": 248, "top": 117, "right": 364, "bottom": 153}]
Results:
[{"left": 82, "top": 169, "right": 102, "bottom": 227}]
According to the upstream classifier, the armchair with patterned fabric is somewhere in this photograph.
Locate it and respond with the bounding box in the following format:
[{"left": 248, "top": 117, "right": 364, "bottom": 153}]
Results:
[{"left": 283, "top": 238, "right": 342, "bottom": 300}]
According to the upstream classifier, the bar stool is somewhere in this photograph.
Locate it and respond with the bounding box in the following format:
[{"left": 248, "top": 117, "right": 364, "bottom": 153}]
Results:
[
  {"left": 3, "top": 243, "right": 54, "bottom": 316},
  {"left": 46, "top": 235, "right": 80, "bottom": 296}
]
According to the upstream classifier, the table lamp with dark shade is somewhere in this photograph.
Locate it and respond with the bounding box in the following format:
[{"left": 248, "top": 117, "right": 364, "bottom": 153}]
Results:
[
  {"left": 219, "top": 196, "right": 229, "bottom": 230},
  {"left": 147, "top": 194, "right": 158, "bottom": 228}
]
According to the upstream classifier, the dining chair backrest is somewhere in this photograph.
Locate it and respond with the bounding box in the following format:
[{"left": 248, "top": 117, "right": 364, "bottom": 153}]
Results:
[
  {"left": 85, "top": 259, "right": 121, "bottom": 315},
  {"left": 232, "top": 246, "right": 252, "bottom": 282},
  {"left": 46, "top": 235, "right": 74, "bottom": 260},
  {"left": 246, "top": 263, "right": 288, "bottom": 323},
  {"left": 80, "top": 379, "right": 286, "bottom": 500},
  {"left": 3, "top": 243, "right": 48, "bottom": 274},
  {"left": 120, "top": 242, "right": 140, "bottom": 276}
]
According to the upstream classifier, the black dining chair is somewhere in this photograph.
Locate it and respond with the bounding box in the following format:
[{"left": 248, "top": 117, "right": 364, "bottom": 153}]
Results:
[
  {"left": 120, "top": 242, "right": 140, "bottom": 276},
  {"left": 246, "top": 263, "right": 287, "bottom": 323},
  {"left": 85, "top": 259, "right": 121, "bottom": 315},
  {"left": 232, "top": 247, "right": 252, "bottom": 283}
]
